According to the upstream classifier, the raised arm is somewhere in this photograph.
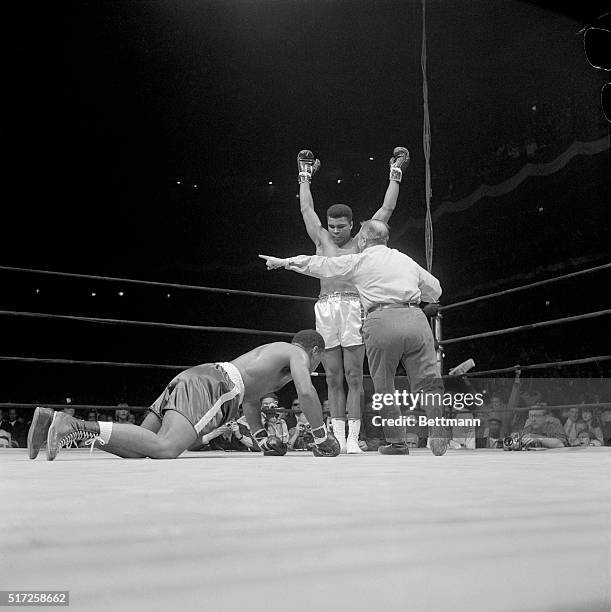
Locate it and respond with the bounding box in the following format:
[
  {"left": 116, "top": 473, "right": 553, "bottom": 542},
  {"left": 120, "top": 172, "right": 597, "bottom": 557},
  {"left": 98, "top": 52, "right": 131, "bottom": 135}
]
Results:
[
  {"left": 297, "top": 150, "right": 325, "bottom": 246},
  {"left": 370, "top": 147, "right": 410, "bottom": 224},
  {"left": 503, "top": 368, "right": 521, "bottom": 434}
]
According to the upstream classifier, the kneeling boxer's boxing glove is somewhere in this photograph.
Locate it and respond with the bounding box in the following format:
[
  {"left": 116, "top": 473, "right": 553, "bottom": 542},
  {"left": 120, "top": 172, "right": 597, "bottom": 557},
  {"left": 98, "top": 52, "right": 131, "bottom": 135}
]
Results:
[
  {"left": 253, "top": 429, "right": 288, "bottom": 456},
  {"left": 311, "top": 431, "right": 341, "bottom": 457}
]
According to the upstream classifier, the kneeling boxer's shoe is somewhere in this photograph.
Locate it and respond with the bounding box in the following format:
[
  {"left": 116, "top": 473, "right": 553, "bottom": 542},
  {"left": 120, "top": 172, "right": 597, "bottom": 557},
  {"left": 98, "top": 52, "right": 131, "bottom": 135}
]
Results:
[
  {"left": 46, "top": 412, "right": 101, "bottom": 461},
  {"left": 27, "top": 407, "right": 55, "bottom": 459},
  {"left": 253, "top": 429, "right": 287, "bottom": 456},
  {"left": 378, "top": 442, "right": 409, "bottom": 455},
  {"left": 311, "top": 430, "right": 340, "bottom": 457}
]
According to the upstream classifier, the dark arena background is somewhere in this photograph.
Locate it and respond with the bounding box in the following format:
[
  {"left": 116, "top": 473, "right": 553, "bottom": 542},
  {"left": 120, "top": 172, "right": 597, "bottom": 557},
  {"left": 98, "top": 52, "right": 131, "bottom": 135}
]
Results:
[{"left": 1, "top": 1, "right": 610, "bottom": 611}]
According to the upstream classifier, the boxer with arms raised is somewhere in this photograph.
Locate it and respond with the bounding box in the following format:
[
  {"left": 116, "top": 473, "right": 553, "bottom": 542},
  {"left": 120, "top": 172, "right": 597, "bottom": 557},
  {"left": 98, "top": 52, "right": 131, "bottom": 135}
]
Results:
[
  {"left": 27, "top": 330, "right": 340, "bottom": 460},
  {"left": 297, "top": 148, "right": 409, "bottom": 453}
]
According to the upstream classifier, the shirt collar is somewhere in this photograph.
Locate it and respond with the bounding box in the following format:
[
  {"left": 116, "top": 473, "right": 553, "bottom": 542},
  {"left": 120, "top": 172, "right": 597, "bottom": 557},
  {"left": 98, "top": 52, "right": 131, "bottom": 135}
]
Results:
[{"left": 363, "top": 244, "right": 387, "bottom": 253}]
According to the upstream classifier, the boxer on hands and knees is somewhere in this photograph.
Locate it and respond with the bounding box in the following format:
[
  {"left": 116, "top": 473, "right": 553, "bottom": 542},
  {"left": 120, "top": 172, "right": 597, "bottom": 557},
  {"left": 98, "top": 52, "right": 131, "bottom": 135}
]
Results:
[
  {"left": 261, "top": 220, "right": 448, "bottom": 456},
  {"left": 297, "top": 147, "right": 409, "bottom": 453},
  {"left": 27, "top": 330, "right": 340, "bottom": 460}
]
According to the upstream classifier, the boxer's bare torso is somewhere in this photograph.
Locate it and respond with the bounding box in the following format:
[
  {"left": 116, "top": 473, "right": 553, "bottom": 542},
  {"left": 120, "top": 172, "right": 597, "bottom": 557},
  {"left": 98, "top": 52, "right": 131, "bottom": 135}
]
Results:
[
  {"left": 316, "top": 229, "right": 360, "bottom": 296},
  {"left": 231, "top": 342, "right": 312, "bottom": 403}
]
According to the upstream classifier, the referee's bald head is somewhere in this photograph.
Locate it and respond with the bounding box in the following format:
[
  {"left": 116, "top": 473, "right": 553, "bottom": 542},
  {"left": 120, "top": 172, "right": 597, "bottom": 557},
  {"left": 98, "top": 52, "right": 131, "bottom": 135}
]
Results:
[{"left": 359, "top": 219, "right": 389, "bottom": 245}]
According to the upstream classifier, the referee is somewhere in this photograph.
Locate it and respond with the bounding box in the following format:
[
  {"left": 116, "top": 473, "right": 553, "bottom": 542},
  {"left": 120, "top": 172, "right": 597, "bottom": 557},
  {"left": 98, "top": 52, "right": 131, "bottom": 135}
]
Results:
[{"left": 261, "top": 219, "right": 448, "bottom": 455}]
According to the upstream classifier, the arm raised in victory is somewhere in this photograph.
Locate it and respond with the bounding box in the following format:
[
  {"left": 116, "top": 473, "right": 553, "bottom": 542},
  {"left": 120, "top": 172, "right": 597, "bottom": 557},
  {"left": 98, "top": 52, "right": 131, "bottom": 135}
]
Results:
[
  {"left": 297, "top": 150, "right": 325, "bottom": 247},
  {"left": 370, "top": 146, "right": 410, "bottom": 224}
]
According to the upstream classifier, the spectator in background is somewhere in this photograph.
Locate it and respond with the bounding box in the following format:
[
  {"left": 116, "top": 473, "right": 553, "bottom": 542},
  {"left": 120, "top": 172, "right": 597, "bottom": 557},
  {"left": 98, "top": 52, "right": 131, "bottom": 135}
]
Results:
[
  {"left": 231, "top": 413, "right": 262, "bottom": 452},
  {"left": 190, "top": 421, "right": 256, "bottom": 452},
  {"left": 405, "top": 432, "right": 419, "bottom": 449},
  {"left": 580, "top": 409, "right": 604, "bottom": 445},
  {"left": 265, "top": 413, "right": 289, "bottom": 443},
  {"left": 407, "top": 409, "right": 430, "bottom": 448},
  {"left": 523, "top": 404, "right": 562, "bottom": 430},
  {"left": 601, "top": 409, "right": 611, "bottom": 446},
  {"left": 200, "top": 423, "right": 233, "bottom": 450},
  {"left": 448, "top": 418, "right": 476, "bottom": 449},
  {"left": 519, "top": 408, "right": 568, "bottom": 449},
  {"left": 569, "top": 421, "right": 586, "bottom": 445},
  {"left": 0, "top": 425, "right": 13, "bottom": 448},
  {"left": 114, "top": 403, "right": 132, "bottom": 424},
  {"left": 485, "top": 417, "right": 504, "bottom": 448},
  {"left": 127, "top": 413, "right": 137, "bottom": 425},
  {"left": 476, "top": 391, "right": 505, "bottom": 445},
  {"left": 488, "top": 393, "right": 505, "bottom": 414},
  {"left": 1, "top": 408, "right": 27, "bottom": 447},
  {"left": 260, "top": 393, "right": 290, "bottom": 444},
  {"left": 563, "top": 407, "right": 581, "bottom": 445},
  {"left": 520, "top": 387, "right": 543, "bottom": 410},
  {"left": 501, "top": 368, "right": 525, "bottom": 435},
  {"left": 446, "top": 377, "right": 476, "bottom": 450},
  {"left": 288, "top": 409, "right": 314, "bottom": 450},
  {"left": 572, "top": 429, "right": 602, "bottom": 447},
  {"left": 285, "top": 397, "right": 299, "bottom": 431},
  {"left": 261, "top": 393, "right": 279, "bottom": 414}
]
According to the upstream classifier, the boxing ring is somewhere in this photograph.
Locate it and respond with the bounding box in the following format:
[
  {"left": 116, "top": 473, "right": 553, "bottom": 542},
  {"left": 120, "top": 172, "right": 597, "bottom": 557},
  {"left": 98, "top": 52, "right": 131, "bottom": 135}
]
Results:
[{"left": 1, "top": 263, "right": 610, "bottom": 612}]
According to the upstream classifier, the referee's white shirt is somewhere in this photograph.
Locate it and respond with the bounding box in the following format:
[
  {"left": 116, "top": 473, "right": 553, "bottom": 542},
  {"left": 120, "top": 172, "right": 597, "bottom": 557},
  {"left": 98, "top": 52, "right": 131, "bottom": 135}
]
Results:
[{"left": 285, "top": 244, "right": 442, "bottom": 313}]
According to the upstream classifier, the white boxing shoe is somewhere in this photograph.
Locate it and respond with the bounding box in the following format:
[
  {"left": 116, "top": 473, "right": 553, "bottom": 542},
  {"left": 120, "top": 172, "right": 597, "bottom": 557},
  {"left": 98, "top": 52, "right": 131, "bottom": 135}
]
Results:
[
  {"left": 347, "top": 419, "right": 364, "bottom": 454},
  {"left": 331, "top": 418, "right": 347, "bottom": 453}
]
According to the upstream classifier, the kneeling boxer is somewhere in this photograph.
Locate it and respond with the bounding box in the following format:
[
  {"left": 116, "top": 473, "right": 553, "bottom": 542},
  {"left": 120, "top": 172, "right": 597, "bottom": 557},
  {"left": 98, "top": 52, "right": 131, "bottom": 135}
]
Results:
[{"left": 27, "top": 330, "right": 340, "bottom": 460}]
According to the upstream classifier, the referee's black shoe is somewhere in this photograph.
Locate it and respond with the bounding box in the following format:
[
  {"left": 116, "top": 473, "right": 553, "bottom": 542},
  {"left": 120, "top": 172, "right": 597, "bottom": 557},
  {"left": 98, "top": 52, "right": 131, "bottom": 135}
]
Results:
[{"left": 378, "top": 442, "right": 409, "bottom": 455}]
